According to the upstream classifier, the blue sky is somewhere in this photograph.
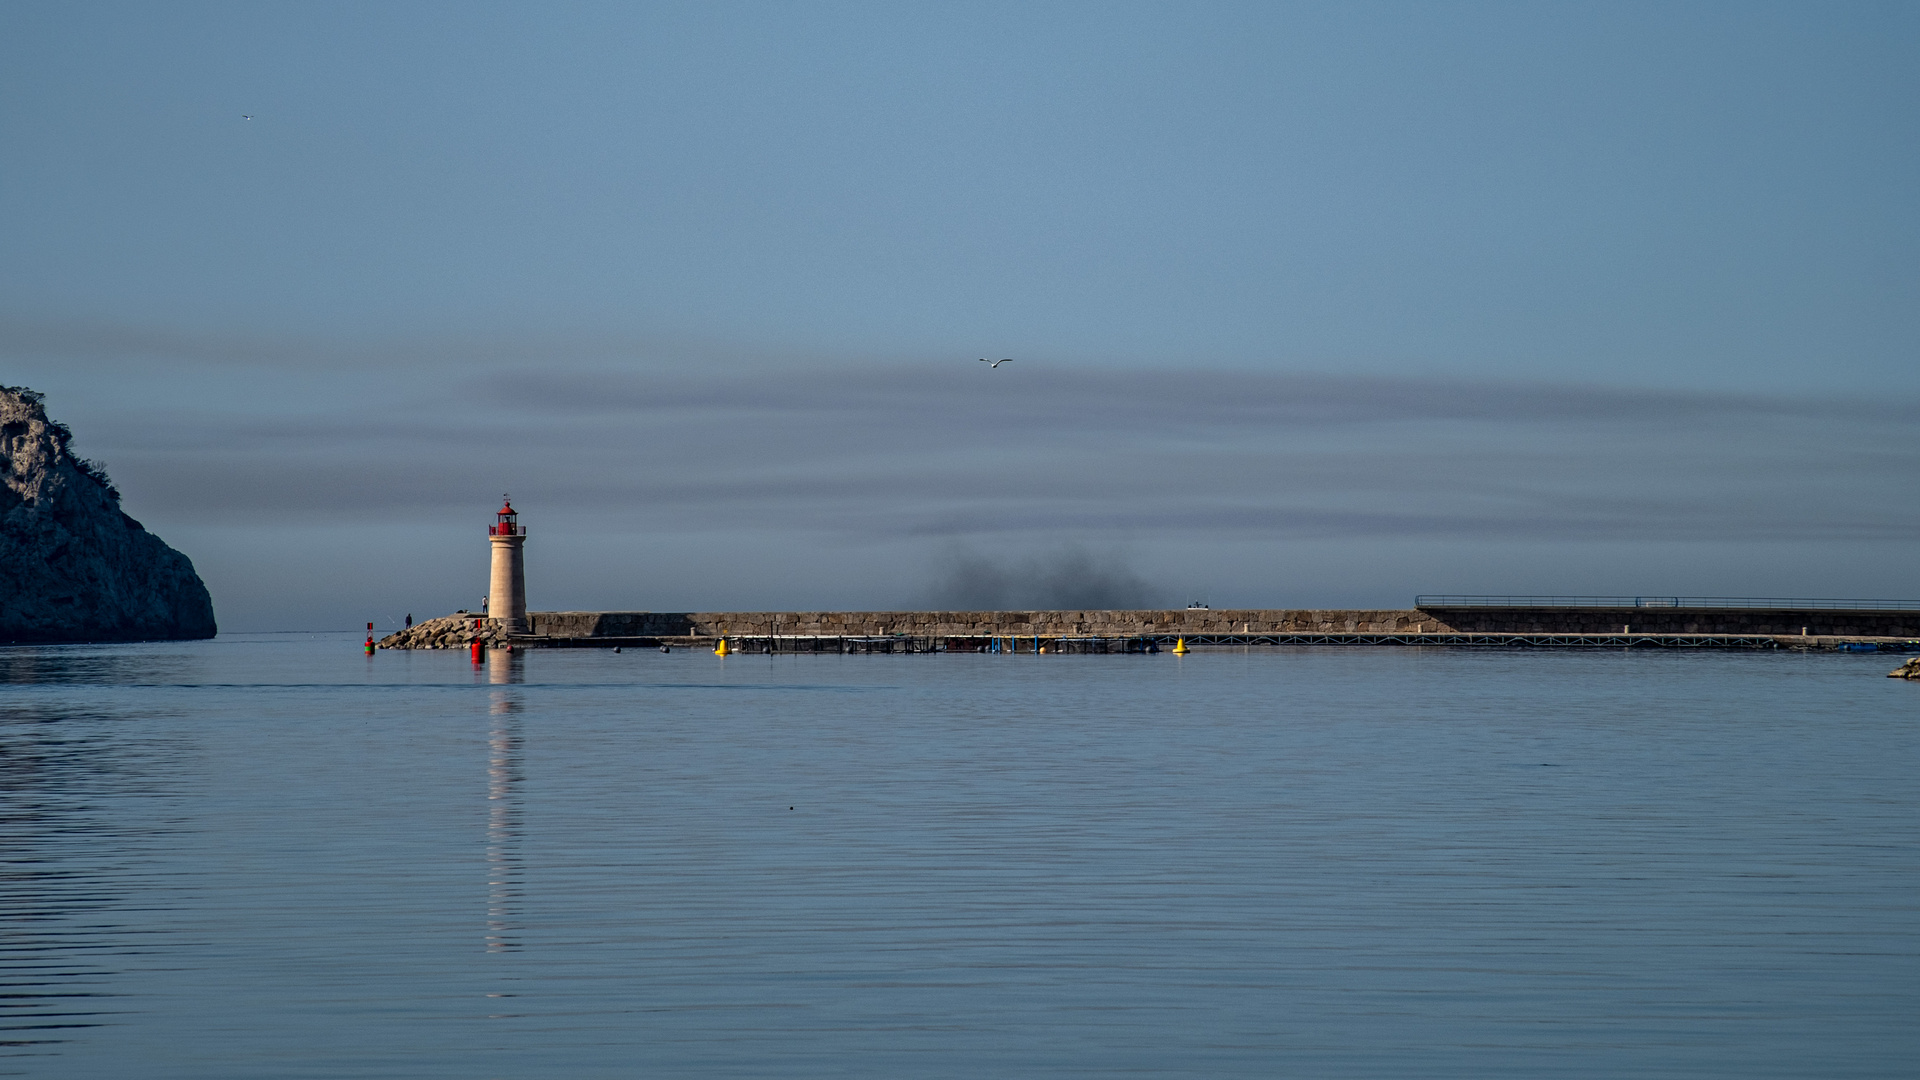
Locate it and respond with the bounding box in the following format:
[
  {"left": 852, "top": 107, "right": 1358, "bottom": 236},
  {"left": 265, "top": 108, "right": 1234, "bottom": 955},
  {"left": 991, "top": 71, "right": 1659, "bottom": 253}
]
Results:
[{"left": 3, "top": 2, "right": 1916, "bottom": 629}]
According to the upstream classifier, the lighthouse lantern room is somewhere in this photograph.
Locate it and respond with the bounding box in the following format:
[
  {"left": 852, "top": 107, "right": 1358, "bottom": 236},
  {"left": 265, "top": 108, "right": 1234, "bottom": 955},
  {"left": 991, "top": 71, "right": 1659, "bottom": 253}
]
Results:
[
  {"left": 486, "top": 495, "right": 528, "bottom": 633},
  {"left": 490, "top": 500, "right": 522, "bottom": 537}
]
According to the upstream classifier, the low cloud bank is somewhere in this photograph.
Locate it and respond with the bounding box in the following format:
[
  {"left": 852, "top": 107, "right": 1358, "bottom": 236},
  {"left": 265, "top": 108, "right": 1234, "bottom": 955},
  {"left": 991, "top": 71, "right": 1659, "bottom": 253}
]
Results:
[
  {"left": 43, "top": 351, "right": 1920, "bottom": 547},
  {"left": 9, "top": 324, "right": 1920, "bottom": 625}
]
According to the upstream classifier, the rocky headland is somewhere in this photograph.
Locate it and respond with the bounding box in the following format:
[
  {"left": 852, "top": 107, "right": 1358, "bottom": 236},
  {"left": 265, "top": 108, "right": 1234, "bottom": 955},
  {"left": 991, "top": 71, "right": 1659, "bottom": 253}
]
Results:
[{"left": 0, "top": 386, "right": 216, "bottom": 643}]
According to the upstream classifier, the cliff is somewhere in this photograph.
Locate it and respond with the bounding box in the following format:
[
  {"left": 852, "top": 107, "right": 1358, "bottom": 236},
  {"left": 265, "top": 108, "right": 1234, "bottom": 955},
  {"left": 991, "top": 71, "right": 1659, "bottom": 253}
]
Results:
[{"left": 0, "top": 386, "right": 216, "bottom": 643}]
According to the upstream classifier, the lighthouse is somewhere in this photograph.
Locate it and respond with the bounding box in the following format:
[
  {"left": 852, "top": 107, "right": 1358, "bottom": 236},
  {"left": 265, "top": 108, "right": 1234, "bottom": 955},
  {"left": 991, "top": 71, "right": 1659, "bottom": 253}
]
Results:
[{"left": 487, "top": 496, "right": 527, "bottom": 633}]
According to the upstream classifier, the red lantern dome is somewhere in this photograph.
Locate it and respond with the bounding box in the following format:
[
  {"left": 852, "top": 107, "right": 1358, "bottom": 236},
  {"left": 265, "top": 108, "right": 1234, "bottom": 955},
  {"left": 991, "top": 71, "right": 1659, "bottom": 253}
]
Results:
[{"left": 489, "top": 495, "right": 523, "bottom": 536}]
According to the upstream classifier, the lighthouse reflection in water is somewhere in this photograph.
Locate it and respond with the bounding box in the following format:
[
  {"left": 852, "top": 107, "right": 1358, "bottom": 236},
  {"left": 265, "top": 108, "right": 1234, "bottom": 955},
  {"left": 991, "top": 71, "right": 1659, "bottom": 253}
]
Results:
[{"left": 484, "top": 648, "right": 523, "bottom": 955}]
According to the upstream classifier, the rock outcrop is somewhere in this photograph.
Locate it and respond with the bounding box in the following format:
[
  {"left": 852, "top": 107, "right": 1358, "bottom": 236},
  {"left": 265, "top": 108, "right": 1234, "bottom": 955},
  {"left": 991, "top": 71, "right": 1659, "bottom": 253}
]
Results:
[
  {"left": 1890, "top": 657, "right": 1920, "bottom": 680},
  {"left": 378, "top": 613, "right": 514, "bottom": 650},
  {"left": 0, "top": 386, "right": 216, "bottom": 643}
]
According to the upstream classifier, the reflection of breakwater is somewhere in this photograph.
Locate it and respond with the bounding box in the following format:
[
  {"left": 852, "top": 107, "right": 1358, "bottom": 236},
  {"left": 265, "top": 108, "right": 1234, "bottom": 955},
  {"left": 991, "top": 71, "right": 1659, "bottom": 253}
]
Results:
[{"left": 484, "top": 650, "right": 523, "bottom": 954}]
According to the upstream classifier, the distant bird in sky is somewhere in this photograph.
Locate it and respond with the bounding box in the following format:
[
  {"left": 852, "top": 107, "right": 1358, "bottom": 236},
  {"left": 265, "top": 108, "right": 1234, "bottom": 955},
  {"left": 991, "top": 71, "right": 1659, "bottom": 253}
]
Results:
[
  {"left": 241, "top": 114, "right": 252, "bottom": 120},
  {"left": 979, "top": 357, "right": 1012, "bottom": 368}
]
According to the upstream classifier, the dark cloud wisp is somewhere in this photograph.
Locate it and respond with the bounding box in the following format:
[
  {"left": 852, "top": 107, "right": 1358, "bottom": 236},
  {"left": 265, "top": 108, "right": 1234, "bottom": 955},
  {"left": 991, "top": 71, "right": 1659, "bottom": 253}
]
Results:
[{"left": 927, "top": 548, "right": 1162, "bottom": 611}]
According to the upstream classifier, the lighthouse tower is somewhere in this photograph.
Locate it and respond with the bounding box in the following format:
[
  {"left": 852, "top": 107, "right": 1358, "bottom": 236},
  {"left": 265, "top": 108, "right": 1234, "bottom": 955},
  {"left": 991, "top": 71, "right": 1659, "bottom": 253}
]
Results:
[{"left": 487, "top": 496, "right": 527, "bottom": 633}]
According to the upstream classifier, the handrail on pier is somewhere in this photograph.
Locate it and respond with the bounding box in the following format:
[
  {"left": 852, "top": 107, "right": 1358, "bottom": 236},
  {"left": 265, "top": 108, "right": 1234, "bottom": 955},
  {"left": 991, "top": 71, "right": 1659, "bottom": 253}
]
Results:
[{"left": 1415, "top": 595, "right": 1920, "bottom": 611}]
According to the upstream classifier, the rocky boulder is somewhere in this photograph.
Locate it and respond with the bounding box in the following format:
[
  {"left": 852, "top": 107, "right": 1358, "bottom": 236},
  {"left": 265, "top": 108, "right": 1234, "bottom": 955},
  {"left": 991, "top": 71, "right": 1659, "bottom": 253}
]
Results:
[
  {"left": 0, "top": 386, "right": 216, "bottom": 643},
  {"left": 378, "top": 613, "right": 514, "bottom": 650},
  {"left": 1890, "top": 657, "right": 1920, "bottom": 680}
]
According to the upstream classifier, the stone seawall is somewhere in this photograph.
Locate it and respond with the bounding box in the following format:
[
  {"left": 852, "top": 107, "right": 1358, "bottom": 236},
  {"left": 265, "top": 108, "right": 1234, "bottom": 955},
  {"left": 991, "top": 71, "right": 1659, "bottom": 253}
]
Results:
[
  {"left": 528, "top": 607, "right": 1920, "bottom": 639},
  {"left": 527, "top": 609, "right": 1443, "bottom": 639},
  {"left": 1418, "top": 606, "right": 1920, "bottom": 638},
  {"left": 378, "top": 607, "right": 1920, "bottom": 649}
]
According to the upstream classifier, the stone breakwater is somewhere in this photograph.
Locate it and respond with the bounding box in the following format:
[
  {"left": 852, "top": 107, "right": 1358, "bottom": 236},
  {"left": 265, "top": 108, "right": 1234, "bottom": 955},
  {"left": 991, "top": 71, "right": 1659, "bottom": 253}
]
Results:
[
  {"left": 378, "top": 606, "right": 1920, "bottom": 650},
  {"left": 379, "top": 609, "right": 1438, "bottom": 649},
  {"left": 534, "top": 609, "right": 1441, "bottom": 639},
  {"left": 1891, "top": 657, "right": 1920, "bottom": 679},
  {"left": 1418, "top": 605, "right": 1920, "bottom": 638},
  {"left": 530, "top": 607, "right": 1920, "bottom": 639},
  {"left": 377, "top": 614, "right": 516, "bottom": 650}
]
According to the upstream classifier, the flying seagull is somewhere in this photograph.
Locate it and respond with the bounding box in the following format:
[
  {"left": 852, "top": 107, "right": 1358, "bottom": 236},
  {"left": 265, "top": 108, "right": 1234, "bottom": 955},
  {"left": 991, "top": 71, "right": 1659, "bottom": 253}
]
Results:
[
  {"left": 979, "top": 357, "right": 1012, "bottom": 368},
  {"left": 242, "top": 114, "right": 253, "bottom": 120}
]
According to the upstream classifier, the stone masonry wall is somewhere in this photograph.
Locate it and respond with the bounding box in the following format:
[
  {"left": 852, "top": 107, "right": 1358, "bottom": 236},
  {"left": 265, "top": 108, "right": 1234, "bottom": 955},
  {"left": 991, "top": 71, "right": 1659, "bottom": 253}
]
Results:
[
  {"left": 384, "top": 607, "right": 1919, "bottom": 648},
  {"left": 528, "top": 609, "right": 1446, "bottom": 638},
  {"left": 1419, "top": 607, "right": 1920, "bottom": 638}
]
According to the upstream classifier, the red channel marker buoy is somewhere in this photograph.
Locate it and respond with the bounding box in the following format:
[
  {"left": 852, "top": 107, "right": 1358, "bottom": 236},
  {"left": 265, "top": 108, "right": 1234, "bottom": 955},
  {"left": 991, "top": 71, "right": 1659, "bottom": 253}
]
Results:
[{"left": 365, "top": 622, "right": 375, "bottom": 655}]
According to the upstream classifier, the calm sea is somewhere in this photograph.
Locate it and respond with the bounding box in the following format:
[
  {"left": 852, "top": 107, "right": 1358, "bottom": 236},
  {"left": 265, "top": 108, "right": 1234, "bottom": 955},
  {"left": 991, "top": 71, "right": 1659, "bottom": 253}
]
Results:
[{"left": 1, "top": 635, "right": 1914, "bottom": 1078}]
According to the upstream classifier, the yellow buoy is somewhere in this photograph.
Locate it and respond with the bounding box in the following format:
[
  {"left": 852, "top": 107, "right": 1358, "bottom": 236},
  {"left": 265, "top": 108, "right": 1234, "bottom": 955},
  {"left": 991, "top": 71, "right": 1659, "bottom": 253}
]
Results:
[
  {"left": 1172, "top": 637, "right": 1188, "bottom": 654},
  {"left": 714, "top": 638, "right": 729, "bottom": 656}
]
